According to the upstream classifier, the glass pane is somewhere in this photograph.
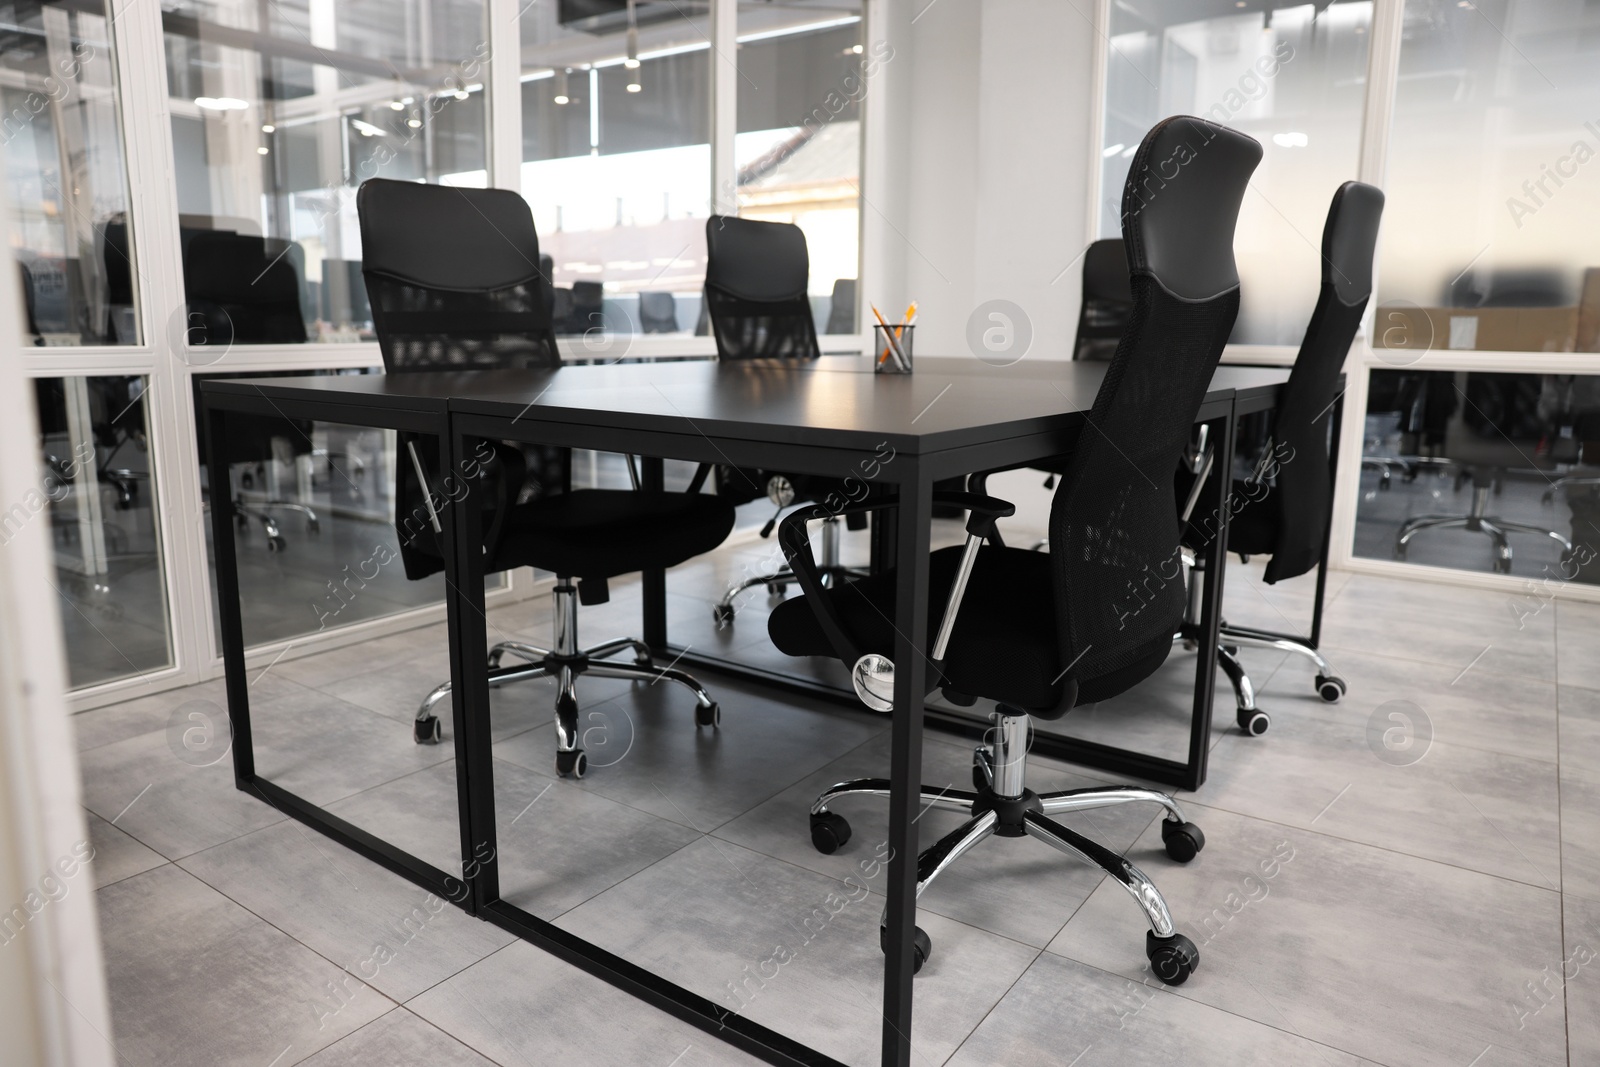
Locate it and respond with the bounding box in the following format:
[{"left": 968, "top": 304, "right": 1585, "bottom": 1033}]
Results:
[
  {"left": 736, "top": 0, "right": 864, "bottom": 336},
  {"left": 1357, "top": 368, "right": 1600, "bottom": 581},
  {"left": 520, "top": 0, "right": 711, "bottom": 337},
  {"left": 198, "top": 373, "right": 507, "bottom": 650},
  {"left": 4, "top": 0, "right": 140, "bottom": 345},
  {"left": 1378, "top": 0, "right": 1600, "bottom": 352},
  {"left": 29, "top": 376, "right": 172, "bottom": 688},
  {"left": 1099, "top": 0, "right": 1371, "bottom": 344},
  {"left": 163, "top": 0, "right": 489, "bottom": 344}
]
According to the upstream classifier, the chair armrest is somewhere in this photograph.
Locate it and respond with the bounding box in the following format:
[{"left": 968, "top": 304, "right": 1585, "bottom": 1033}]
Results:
[{"left": 775, "top": 489, "right": 1017, "bottom": 676}]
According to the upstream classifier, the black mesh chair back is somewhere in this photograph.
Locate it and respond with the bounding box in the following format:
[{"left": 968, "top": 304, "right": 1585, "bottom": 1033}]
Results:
[
  {"left": 357, "top": 178, "right": 567, "bottom": 580},
  {"left": 1072, "top": 238, "right": 1133, "bottom": 361},
  {"left": 184, "top": 232, "right": 308, "bottom": 344},
  {"left": 638, "top": 291, "right": 678, "bottom": 333},
  {"left": 1051, "top": 116, "right": 1261, "bottom": 700},
  {"left": 703, "top": 215, "right": 820, "bottom": 360},
  {"left": 1263, "top": 180, "right": 1384, "bottom": 583},
  {"left": 357, "top": 178, "right": 559, "bottom": 372}
]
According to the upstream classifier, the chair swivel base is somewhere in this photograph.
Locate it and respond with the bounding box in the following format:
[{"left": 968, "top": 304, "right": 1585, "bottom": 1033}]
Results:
[
  {"left": 806, "top": 712, "right": 1204, "bottom": 984},
  {"left": 233, "top": 497, "right": 320, "bottom": 553},
  {"left": 412, "top": 581, "right": 720, "bottom": 777},
  {"left": 1175, "top": 621, "right": 1345, "bottom": 738},
  {"left": 1396, "top": 485, "right": 1572, "bottom": 574},
  {"left": 714, "top": 514, "right": 868, "bottom": 624}
]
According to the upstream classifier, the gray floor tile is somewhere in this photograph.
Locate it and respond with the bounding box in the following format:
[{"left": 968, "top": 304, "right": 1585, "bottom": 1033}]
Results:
[
  {"left": 493, "top": 674, "right": 885, "bottom": 832},
  {"left": 71, "top": 672, "right": 311, "bottom": 753},
  {"left": 324, "top": 762, "right": 472, "bottom": 883},
  {"left": 97, "top": 865, "right": 393, "bottom": 1066},
  {"left": 78, "top": 728, "right": 286, "bottom": 860},
  {"left": 556, "top": 836, "right": 1040, "bottom": 1067},
  {"left": 1195, "top": 693, "right": 1561, "bottom": 888},
  {"left": 1558, "top": 685, "right": 1600, "bottom": 901},
  {"left": 179, "top": 821, "right": 514, "bottom": 1003},
  {"left": 1562, "top": 892, "right": 1600, "bottom": 1064},
  {"left": 295, "top": 1008, "right": 496, "bottom": 1067},
  {"left": 407, "top": 940, "right": 765, "bottom": 1067},
  {"left": 715, "top": 730, "right": 1156, "bottom": 948},
  {"left": 1048, "top": 807, "right": 1567, "bottom": 1067},
  {"left": 943, "top": 950, "right": 1376, "bottom": 1067},
  {"left": 1556, "top": 600, "right": 1600, "bottom": 691},
  {"left": 1255, "top": 645, "right": 1559, "bottom": 765},
  {"left": 86, "top": 810, "right": 165, "bottom": 889}
]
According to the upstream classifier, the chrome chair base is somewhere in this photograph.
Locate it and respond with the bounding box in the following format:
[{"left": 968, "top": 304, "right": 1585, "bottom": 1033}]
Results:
[
  {"left": 1396, "top": 485, "right": 1572, "bottom": 574},
  {"left": 413, "top": 581, "right": 719, "bottom": 775},
  {"left": 807, "top": 712, "right": 1203, "bottom": 984},
  {"left": 233, "top": 498, "right": 319, "bottom": 552},
  {"left": 714, "top": 515, "right": 867, "bottom": 625}
]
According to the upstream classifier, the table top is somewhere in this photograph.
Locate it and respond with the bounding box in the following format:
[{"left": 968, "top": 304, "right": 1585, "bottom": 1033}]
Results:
[{"left": 203, "top": 356, "right": 1289, "bottom": 456}]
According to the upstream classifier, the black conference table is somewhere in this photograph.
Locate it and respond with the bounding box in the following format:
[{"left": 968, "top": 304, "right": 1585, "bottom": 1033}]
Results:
[{"left": 201, "top": 355, "right": 1291, "bottom": 1067}]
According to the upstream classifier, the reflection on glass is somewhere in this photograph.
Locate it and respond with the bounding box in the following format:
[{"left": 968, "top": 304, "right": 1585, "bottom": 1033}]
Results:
[
  {"left": 1358, "top": 368, "right": 1600, "bottom": 580},
  {"left": 27, "top": 377, "right": 172, "bottom": 688},
  {"left": 520, "top": 0, "right": 711, "bottom": 337},
  {"left": 737, "top": 0, "right": 865, "bottom": 335},
  {"left": 1100, "top": 0, "right": 1370, "bottom": 343},
  {"left": 163, "top": 0, "right": 488, "bottom": 343},
  {"left": 4, "top": 0, "right": 139, "bottom": 345},
  {"left": 199, "top": 380, "right": 504, "bottom": 649},
  {"left": 1379, "top": 0, "right": 1600, "bottom": 353}
]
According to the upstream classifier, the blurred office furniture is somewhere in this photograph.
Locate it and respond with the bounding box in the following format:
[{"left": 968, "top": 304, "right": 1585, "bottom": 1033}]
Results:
[
  {"left": 825, "top": 277, "right": 857, "bottom": 335},
  {"left": 1071, "top": 238, "right": 1134, "bottom": 362},
  {"left": 1179, "top": 181, "right": 1384, "bottom": 733},
  {"left": 700, "top": 215, "right": 867, "bottom": 624},
  {"left": 767, "top": 117, "right": 1262, "bottom": 984},
  {"left": 1396, "top": 371, "right": 1572, "bottom": 572},
  {"left": 358, "top": 178, "right": 734, "bottom": 764},
  {"left": 638, "top": 290, "right": 678, "bottom": 333}
]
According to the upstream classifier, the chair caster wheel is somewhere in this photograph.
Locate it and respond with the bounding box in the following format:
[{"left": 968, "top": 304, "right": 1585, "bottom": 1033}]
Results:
[
  {"left": 1147, "top": 931, "right": 1198, "bottom": 985},
  {"left": 1160, "top": 819, "right": 1205, "bottom": 862},
  {"left": 307, "top": 518, "right": 321, "bottom": 534},
  {"left": 487, "top": 650, "right": 503, "bottom": 668},
  {"left": 1316, "top": 674, "right": 1346, "bottom": 702},
  {"left": 267, "top": 536, "right": 287, "bottom": 553},
  {"left": 695, "top": 702, "right": 721, "bottom": 728},
  {"left": 1238, "top": 708, "right": 1270, "bottom": 736},
  {"left": 712, "top": 603, "right": 735, "bottom": 626},
  {"left": 556, "top": 749, "right": 587, "bottom": 779},
  {"left": 414, "top": 716, "right": 442, "bottom": 744},
  {"left": 880, "top": 925, "right": 932, "bottom": 975},
  {"left": 235, "top": 514, "right": 249, "bottom": 531},
  {"left": 769, "top": 582, "right": 789, "bottom": 597},
  {"left": 972, "top": 761, "right": 989, "bottom": 792},
  {"left": 810, "top": 811, "right": 851, "bottom": 854}
]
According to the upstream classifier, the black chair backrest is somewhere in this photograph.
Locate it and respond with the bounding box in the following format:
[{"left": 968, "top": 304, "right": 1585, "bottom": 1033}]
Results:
[
  {"left": 1072, "top": 238, "right": 1133, "bottom": 361},
  {"left": 1264, "top": 180, "right": 1384, "bottom": 583},
  {"left": 826, "top": 277, "right": 857, "bottom": 335},
  {"left": 183, "top": 231, "right": 308, "bottom": 344},
  {"left": 639, "top": 290, "right": 677, "bottom": 333},
  {"left": 357, "top": 178, "right": 559, "bottom": 372},
  {"left": 357, "top": 179, "right": 566, "bottom": 581},
  {"left": 1050, "top": 116, "right": 1261, "bottom": 702},
  {"left": 703, "top": 215, "right": 820, "bottom": 360}
]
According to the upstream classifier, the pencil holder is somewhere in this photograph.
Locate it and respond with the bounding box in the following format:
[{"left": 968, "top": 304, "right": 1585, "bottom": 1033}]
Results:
[{"left": 874, "top": 325, "right": 914, "bottom": 374}]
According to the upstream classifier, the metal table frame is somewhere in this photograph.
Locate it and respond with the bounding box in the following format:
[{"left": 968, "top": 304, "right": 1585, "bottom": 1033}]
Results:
[{"left": 200, "top": 360, "right": 1287, "bottom": 1067}]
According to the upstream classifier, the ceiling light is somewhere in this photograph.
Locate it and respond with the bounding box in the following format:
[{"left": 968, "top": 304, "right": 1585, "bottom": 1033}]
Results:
[
  {"left": 851, "top": 43, "right": 863, "bottom": 54},
  {"left": 454, "top": 89, "right": 470, "bottom": 100},
  {"left": 195, "top": 96, "right": 248, "bottom": 111},
  {"left": 1272, "top": 131, "right": 1309, "bottom": 147},
  {"left": 624, "top": 0, "right": 640, "bottom": 67},
  {"left": 351, "top": 118, "right": 386, "bottom": 137},
  {"left": 554, "top": 68, "right": 570, "bottom": 105},
  {"left": 627, "top": 65, "right": 642, "bottom": 92},
  {"left": 261, "top": 123, "right": 275, "bottom": 133},
  {"left": 389, "top": 100, "right": 405, "bottom": 110},
  {"left": 1102, "top": 142, "right": 1125, "bottom": 158},
  {"left": 257, "top": 146, "right": 269, "bottom": 155}
]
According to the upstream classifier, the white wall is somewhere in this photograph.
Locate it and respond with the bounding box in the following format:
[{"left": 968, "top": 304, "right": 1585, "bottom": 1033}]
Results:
[{"left": 877, "top": 0, "right": 1099, "bottom": 360}]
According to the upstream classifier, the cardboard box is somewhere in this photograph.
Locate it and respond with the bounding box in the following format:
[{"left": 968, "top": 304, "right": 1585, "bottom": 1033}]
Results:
[
  {"left": 1373, "top": 304, "right": 1578, "bottom": 353},
  {"left": 1576, "top": 267, "right": 1600, "bottom": 352}
]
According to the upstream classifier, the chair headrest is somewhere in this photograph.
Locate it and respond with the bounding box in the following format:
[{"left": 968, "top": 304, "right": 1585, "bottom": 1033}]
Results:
[
  {"left": 704, "top": 215, "right": 810, "bottom": 302},
  {"left": 357, "top": 178, "right": 544, "bottom": 292},
  {"left": 1322, "top": 180, "right": 1385, "bottom": 305},
  {"left": 1120, "top": 116, "right": 1263, "bottom": 301}
]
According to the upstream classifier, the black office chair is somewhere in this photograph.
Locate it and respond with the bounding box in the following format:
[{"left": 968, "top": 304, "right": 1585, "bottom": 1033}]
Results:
[
  {"left": 358, "top": 178, "right": 736, "bottom": 772},
  {"left": 638, "top": 290, "right": 678, "bottom": 333},
  {"left": 825, "top": 277, "right": 857, "bottom": 335},
  {"left": 701, "top": 215, "right": 868, "bottom": 624},
  {"left": 767, "top": 116, "right": 1263, "bottom": 984},
  {"left": 1176, "top": 181, "right": 1384, "bottom": 734},
  {"left": 1072, "top": 238, "right": 1133, "bottom": 362},
  {"left": 185, "top": 232, "right": 320, "bottom": 550}
]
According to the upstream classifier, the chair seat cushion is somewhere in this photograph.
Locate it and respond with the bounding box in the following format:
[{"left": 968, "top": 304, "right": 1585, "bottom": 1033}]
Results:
[
  {"left": 495, "top": 490, "right": 735, "bottom": 580},
  {"left": 768, "top": 545, "right": 1075, "bottom": 712}
]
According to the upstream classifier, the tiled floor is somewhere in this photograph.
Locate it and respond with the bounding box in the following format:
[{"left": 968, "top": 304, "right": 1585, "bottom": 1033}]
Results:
[{"left": 71, "top": 507, "right": 1600, "bottom": 1066}]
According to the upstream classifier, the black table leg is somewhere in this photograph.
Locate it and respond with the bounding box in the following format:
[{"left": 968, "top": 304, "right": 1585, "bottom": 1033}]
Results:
[
  {"left": 641, "top": 456, "right": 668, "bottom": 650},
  {"left": 883, "top": 460, "right": 930, "bottom": 1067},
  {"left": 1186, "top": 409, "right": 1236, "bottom": 791},
  {"left": 205, "top": 402, "right": 254, "bottom": 787},
  {"left": 448, "top": 425, "right": 498, "bottom": 914}
]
